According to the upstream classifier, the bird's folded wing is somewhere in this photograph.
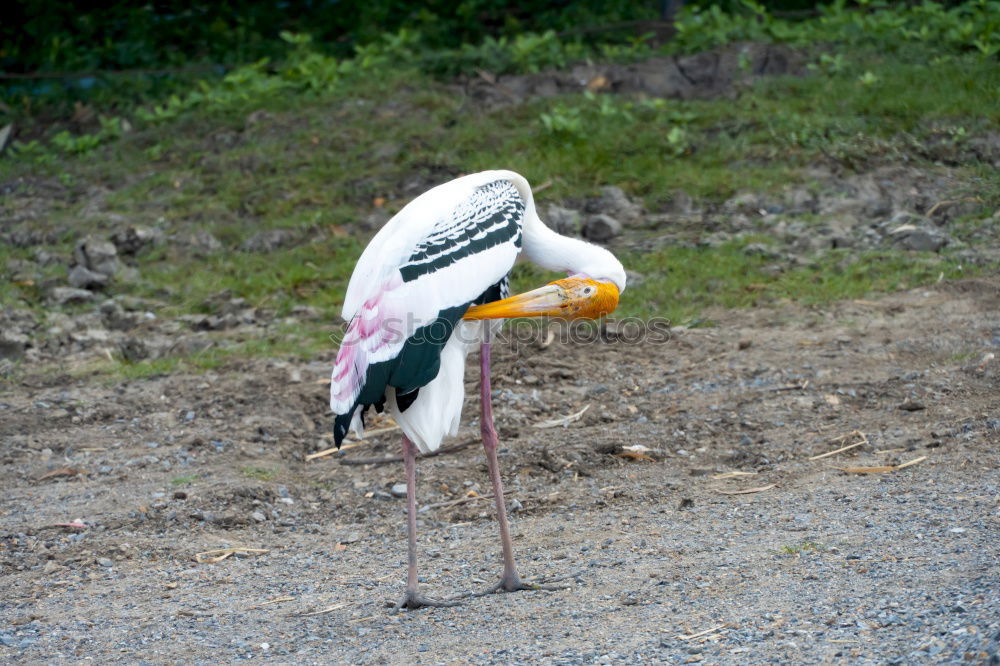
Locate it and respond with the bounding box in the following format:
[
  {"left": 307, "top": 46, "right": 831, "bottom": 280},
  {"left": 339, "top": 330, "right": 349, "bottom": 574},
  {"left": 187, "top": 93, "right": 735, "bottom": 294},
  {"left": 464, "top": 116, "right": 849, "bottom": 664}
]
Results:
[{"left": 331, "top": 177, "right": 526, "bottom": 418}]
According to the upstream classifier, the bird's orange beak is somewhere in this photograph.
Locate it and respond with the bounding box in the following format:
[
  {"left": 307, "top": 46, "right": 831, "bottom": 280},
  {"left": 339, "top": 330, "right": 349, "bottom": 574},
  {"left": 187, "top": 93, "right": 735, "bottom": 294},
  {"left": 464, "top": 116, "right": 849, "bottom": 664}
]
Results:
[{"left": 463, "top": 277, "right": 620, "bottom": 320}]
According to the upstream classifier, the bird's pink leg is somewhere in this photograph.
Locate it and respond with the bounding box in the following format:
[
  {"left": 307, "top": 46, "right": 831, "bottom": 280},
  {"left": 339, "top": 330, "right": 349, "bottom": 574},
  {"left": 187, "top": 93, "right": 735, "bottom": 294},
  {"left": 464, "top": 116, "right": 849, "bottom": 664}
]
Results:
[
  {"left": 477, "top": 342, "right": 567, "bottom": 595},
  {"left": 395, "top": 435, "right": 460, "bottom": 610}
]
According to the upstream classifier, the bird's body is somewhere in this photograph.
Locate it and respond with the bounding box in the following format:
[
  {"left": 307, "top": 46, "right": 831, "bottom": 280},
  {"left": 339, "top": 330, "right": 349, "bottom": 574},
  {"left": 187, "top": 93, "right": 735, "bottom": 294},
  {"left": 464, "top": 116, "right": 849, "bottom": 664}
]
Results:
[
  {"left": 331, "top": 170, "right": 624, "bottom": 452},
  {"left": 330, "top": 170, "right": 625, "bottom": 608}
]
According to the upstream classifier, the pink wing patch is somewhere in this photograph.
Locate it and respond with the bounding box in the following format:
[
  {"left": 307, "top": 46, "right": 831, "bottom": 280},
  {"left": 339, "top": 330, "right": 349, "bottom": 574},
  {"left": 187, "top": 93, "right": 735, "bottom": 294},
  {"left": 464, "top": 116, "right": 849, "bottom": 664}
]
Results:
[{"left": 330, "top": 272, "right": 405, "bottom": 414}]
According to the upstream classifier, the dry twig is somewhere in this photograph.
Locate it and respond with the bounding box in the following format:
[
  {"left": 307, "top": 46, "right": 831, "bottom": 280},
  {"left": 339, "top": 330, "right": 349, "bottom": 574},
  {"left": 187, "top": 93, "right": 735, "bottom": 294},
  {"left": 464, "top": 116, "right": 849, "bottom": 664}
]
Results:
[
  {"left": 338, "top": 438, "right": 477, "bottom": 466},
  {"left": 419, "top": 490, "right": 510, "bottom": 513},
  {"left": 835, "top": 455, "right": 927, "bottom": 474},
  {"left": 36, "top": 468, "right": 82, "bottom": 482},
  {"left": 248, "top": 596, "right": 295, "bottom": 610},
  {"left": 677, "top": 623, "right": 729, "bottom": 640},
  {"left": 715, "top": 484, "right": 776, "bottom": 495},
  {"left": 194, "top": 547, "right": 269, "bottom": 564},
  {"left": 809, "top": 430, "right": 868, "bottom": 460},
  {"left": 771, "top": 381, "right": 809, "bottom": 392},
  {"left": 534, "top": 404, "right": 590, "bottom": 429},
  {"left": 712, "top": 471, "right": 757, "bottom": 480},
  {"left": 306, "top": 425, "right": 403, "bottom": 461},
  {"left": 293, "top": 602, "right": 349, "bottom": 617}
]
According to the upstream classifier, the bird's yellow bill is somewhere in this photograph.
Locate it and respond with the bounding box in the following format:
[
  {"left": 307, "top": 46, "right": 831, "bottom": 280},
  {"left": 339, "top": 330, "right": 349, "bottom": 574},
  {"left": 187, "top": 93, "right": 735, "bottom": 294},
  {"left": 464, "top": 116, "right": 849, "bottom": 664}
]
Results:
[{"left": 463, "top": 277, "right": 620, "bottom": 320}]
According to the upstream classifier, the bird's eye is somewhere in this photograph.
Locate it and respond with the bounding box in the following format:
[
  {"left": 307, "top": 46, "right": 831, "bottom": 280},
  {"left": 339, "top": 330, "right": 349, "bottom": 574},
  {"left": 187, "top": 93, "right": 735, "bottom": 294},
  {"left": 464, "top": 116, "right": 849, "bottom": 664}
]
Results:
[{"left": 584, "top": 287, "right": 594, "bottom": 296}]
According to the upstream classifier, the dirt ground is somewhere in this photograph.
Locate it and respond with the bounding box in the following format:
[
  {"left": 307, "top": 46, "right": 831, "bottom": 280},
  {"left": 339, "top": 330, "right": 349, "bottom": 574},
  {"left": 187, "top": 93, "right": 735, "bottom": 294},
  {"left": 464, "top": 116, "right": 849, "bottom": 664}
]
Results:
[{"left": 1, "top": 278, "right": 999, "bottom": 664}]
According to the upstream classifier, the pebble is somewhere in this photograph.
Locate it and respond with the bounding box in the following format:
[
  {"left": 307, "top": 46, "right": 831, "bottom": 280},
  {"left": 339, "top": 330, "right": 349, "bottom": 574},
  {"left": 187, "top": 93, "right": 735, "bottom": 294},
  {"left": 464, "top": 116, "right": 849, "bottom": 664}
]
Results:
[
  {"left": 250, "top": 511, "right": 267, "bottom": 522},
  {"left": 390, "top": 483, "right": 408, "bottom": 498}
]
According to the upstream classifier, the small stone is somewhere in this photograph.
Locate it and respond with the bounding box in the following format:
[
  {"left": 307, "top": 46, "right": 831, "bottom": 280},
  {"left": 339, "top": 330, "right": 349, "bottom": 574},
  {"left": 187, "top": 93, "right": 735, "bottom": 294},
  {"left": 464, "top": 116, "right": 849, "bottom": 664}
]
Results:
[
  {"left": 390, "top": 483, "right": 408, "bottom": 498},
  {"left": 583, "top": 214, "right": 622, "bottom": 242},
  {"left": 592, "top": 185, "right": 642, "bottom": 224},
  {"left": 624, "top": 269, "right": 645, "bottom": 287},
  {"left": 509, "top": 498, "right": 523, "bottom": 513},
  {"left": 666, "top": 189, "right": 695, "bottom": 215},
  {"left": 49, "top": 287, "right": 96, "bottom": 305},
  {"left": 250, "top": 510, "right": 267, "bottom": 522},
  {"left": 173, "top": 490, "right": 188, "bottom": 500},
  {"left": 890, "top": 226, "right": 949, "bottom": 252},
  {"left": 742, "top": 243, "right": 781, "bottom": 259},
  {"left": 174, "top": 231, "right": 222, "bottom": 255},
  {"left": 723, "top": 191, "right": 760, "bottom": 213},
  {"left": 74, "top": 236, "right": 120, "bottom": 277},
  {"left": 361, "top": 208, "right": 391, "bottom": 231},
  {"left": 119, "top": 338, "right": 149, "bottom": 362},
  {"left": 290, "top": 305, "right": 320, "bottom": 319},
  {"left": 0, "top": 331, "right": 28, "bottom": 359},
  {"left": 33, "top": 248, "right": 57, "bottom": 265},
  {"left": 99, "top": 300, "right": 138, "bottom": 330},
  {"left": 546, "top": 204, "right": 582, "bottom": 236},
  {"left": 96, "top": 557, "right": 113, "bottom": 567},
  {"left": 67, "top": 264, "right": 109, "bottom": 289},
  {"left": 898, "top": 400, "right": 926, "bottom": 412},
  {"left": 111, "top": 225, "right": 162, "bottom": 255},
  {"left": 241, "top": 229, "right": 296, "bottom": 253}
]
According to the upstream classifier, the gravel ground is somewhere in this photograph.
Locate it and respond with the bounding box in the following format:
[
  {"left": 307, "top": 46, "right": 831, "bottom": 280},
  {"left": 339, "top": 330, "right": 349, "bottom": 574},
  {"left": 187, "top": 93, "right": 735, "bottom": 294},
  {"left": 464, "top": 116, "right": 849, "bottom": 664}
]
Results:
[{"left": 1, "top": 279, "right": 999, "bottom": 664}]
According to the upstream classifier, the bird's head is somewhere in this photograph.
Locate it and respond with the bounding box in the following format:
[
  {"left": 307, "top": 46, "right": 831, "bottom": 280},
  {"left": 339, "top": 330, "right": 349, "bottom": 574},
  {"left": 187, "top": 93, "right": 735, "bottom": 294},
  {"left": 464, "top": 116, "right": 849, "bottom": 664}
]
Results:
[{"left": 464, "top": 276, "right": 620, "bottom": 321}]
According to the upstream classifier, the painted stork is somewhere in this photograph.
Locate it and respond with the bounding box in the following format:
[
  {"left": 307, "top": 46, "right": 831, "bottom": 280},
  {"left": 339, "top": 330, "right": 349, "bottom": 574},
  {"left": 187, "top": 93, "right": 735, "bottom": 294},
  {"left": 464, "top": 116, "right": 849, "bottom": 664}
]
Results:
[{"left": 330, "top": 170, "right": 626, "bottom": 609}]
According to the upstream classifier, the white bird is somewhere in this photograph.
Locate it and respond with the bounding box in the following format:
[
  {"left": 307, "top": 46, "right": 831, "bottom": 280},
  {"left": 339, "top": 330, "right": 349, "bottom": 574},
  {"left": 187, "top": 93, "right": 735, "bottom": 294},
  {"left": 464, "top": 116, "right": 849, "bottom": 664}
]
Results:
[{"left": 330, "top": 170, "right": 626, "bottom": 609}]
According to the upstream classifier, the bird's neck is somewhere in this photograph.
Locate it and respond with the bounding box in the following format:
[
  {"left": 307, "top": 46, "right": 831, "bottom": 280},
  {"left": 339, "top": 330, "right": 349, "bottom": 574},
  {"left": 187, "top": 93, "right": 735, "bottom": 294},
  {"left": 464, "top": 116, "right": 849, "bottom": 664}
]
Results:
[
  {"left": 492, "top": 169, "right": 625, "bottom": 289},
  {"left": 522, "top": 211, "right": 625, "bottom": 288}
]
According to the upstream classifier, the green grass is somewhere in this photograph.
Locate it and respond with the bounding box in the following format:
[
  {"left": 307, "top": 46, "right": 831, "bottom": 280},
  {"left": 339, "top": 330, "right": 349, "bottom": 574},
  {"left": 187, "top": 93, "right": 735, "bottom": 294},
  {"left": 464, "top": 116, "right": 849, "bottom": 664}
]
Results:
[
  {"left": 510, "top": 242, "right": 981, "bottom": 323},
  {"left": 241, "top": 466, "right": 278, "bottom": 482},
  {"left": 2, "top": 44, "right": 997, "bottom": 375},
  {"left": 780, "top": 541, "right": 824, "bottom": 555},
  {"left": 92, "top": 328, "right": 336, "bottom": 380},
  {"left": 171, "top": 474, "right": 198, "bottom": 486}
]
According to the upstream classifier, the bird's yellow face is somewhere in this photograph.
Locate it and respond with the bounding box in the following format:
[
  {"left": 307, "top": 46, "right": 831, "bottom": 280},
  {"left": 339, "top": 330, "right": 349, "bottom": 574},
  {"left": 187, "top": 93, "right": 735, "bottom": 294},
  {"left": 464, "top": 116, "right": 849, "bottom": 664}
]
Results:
[{"left": 463, "top": 277, "right": 620, "bottom": 320}]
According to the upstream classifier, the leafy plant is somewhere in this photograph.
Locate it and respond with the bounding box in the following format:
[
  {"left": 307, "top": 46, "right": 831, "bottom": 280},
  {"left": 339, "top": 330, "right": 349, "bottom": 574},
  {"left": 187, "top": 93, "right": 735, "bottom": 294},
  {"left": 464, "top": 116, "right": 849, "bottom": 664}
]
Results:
[{"left": 539, "top": 92, "right": 692, "bottom": 156}]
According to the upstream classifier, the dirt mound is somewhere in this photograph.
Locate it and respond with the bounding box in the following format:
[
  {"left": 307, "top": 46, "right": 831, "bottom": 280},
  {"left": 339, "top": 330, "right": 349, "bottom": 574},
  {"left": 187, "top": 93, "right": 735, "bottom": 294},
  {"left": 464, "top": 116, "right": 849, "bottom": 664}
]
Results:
[{"left": 464, "top": 43, "right": 804, "bottom": 108}]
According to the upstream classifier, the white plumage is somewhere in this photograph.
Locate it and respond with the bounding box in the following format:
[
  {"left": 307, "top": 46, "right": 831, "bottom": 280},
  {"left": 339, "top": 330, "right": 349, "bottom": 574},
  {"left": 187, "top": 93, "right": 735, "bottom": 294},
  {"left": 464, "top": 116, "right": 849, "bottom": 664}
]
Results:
[
  {"left": 330, "top": 170, "right": 625, "bottom": 453},
  {"left": 328, "top": 169, "right": 627, "bottom": 608}
]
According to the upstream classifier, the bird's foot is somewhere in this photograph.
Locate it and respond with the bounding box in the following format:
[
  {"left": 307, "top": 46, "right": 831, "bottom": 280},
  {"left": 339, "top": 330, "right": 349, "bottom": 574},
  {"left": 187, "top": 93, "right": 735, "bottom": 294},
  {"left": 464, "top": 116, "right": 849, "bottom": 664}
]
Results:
[
  {"left": 470, "top": 572, "right": 572, "bottom": 597},
  {"left": 391, "top": 590, "right": 462, "bottom": 611}
]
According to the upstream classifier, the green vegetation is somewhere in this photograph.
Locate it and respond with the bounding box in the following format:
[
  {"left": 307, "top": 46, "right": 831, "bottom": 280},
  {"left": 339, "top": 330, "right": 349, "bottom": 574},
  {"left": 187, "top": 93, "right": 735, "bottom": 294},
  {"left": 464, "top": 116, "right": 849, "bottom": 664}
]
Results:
[
  {"left": 5, "top": 0, "right": 998, "bottom": 154},
  {"left": 779, "top": 541, "right": 824, "bottom": 555},
  {"left": 2, "top": 2, "right": 997, "bottom": 375},
  {"left": 171, "top": 474, "right": 198, "bottom": 486},
  {"left": 241, "top": 466, "right": 278, "bottom": 481},
  {"left": 511, "top": 243, "right": 977, "bottom": 323}
]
